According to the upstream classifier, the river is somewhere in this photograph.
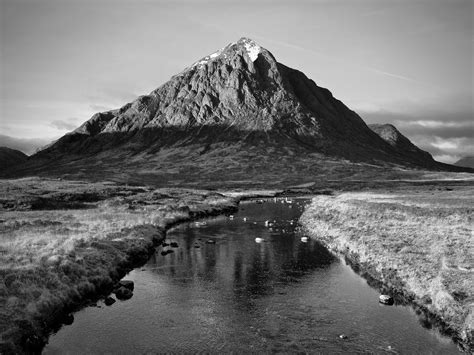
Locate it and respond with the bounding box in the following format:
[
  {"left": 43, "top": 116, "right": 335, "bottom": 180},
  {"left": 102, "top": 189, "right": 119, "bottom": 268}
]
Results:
[{"left": 44, "top": 198, "right": 460, "bottom": 353}]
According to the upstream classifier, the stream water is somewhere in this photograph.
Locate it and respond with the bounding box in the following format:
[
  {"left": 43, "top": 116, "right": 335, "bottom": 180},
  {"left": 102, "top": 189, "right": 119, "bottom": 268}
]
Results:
[{"left": 45, "top": 198, "right": 460, "bottom": 353}]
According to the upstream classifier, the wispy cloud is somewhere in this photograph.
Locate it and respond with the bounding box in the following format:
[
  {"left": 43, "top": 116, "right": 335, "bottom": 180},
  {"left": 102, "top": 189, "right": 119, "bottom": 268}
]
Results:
[
  {"left": 50, "top": 118, "right": 80, "bottom": 131},
  {"left": 359, "top": 107, "right": 474, "bottom": 163},
  {"left": 0, "top": 134, "right": 53, "bottom": 155},
  {"left": 90, "top": 104, "right": 114, "bottom": 112}
]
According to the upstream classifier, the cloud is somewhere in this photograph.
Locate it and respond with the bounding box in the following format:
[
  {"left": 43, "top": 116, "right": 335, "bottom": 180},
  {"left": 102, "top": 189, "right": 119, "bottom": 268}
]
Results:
[
  {"left": 89, "top": 104, "right": 114, "bottom": 112},
  {"left": 0, "top": 134, "right": 53, "bottom": 155},
  {"left": 50, "top": 118, "right": 80, "bottom": 131},
  {"left": 82, "top": 88, "right": 139, "bottom": 117},
  {"left": 413, "top": 136, "right": 474, "bottom": 164},
  {"left": 85, "top": 88, "right": 138, "bottom": 108},
  {"left": 360, "top": 109, "right": 474, "bottom": 139},
  {"left": 359, "top": 107, "right": 474, "bottom": 164}
]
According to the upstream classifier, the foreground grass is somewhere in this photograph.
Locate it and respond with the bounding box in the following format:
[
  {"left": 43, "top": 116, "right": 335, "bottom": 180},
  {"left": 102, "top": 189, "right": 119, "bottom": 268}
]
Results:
[
  {"left": 0, "top": 178, "right": 238, "bottom": 353},
  {"left": 300, "top": 186, "right": 473, "bottom": 352}
]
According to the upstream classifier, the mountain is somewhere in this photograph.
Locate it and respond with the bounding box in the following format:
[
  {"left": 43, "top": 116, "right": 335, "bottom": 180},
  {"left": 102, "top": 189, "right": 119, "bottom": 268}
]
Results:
[
  {"left": 368, "top": 124, "right": 433, "bottom": 165},
  {"left": 3, "top": 37, "right": 468, "bottom": 187},
  {"left": 0, "top": 147, "right": 28, "bottom": 169},
  {"left": 454, "top": 156, "right": 474, "bottom": 169},
  {"left": 0, "top": 134, "right": 51, "bottom": 156}
]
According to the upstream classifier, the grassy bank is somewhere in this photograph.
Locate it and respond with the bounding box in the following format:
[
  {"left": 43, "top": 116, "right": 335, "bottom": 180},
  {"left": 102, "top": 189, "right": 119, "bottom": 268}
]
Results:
[
  {"left": 299, "top": 186, "right": 473, "bottom": 352},
  {"left": 0, "top": 178, "right": 238, "bottom": 353}
]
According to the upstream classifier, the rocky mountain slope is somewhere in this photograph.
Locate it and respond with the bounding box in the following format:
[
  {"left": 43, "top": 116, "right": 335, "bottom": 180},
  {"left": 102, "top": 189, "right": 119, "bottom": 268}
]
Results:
[
  {"left": 4, "top": 38, "right": 469, "bottom": 186},
  {"left": 454, "top": 156, "right": 474, "bottom": 169},
  {"left": 0, "top": 147, "right": 28, "bottom": 169},
  {"left": 368, "top": 124, "right": 433, "bottom": 166}
]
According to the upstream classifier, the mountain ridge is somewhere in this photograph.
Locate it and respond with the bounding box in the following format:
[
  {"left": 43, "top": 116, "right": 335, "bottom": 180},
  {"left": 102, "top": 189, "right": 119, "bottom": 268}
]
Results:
[
  {"left": 0, "top": 147, "right": 28, "bottom": 169},
  {"left": 454, "top": 156, "right": 474, "bottom": 169},
  {"left": 4, "top": 37, "right": 471, "bottom": 186},
  {"left": 68, "top": 38, "right": 384, "bottom": 144}
]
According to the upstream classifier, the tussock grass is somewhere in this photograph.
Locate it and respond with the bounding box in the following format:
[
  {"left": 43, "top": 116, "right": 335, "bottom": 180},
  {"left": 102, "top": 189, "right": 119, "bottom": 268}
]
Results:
[
  {"left": 0, "top": 178, "right": 238, "bottom": 353},
  {"left": 300, "top": 186, "right": 473, "bottom": 351}
]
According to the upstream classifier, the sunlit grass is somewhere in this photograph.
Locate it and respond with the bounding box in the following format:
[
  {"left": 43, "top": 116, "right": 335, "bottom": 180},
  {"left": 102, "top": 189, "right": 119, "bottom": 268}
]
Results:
[
  {"left": 0, "top": 205, "right": 186, "bottom": 270},
  {"left": 300, "top": 187, "right": 473, "bottom": 350},
  {"left": 0, "top": 178, "right": 238, "bottom": 352}
]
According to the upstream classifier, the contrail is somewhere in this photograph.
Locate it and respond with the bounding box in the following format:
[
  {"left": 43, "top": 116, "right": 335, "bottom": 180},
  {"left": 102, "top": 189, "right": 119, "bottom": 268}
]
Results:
[
  {"left": 366, "top": 68, "right": 418, "bottom": 83},
  {"left": 253, "top": 35, "right": 425, "bottom": 85}
]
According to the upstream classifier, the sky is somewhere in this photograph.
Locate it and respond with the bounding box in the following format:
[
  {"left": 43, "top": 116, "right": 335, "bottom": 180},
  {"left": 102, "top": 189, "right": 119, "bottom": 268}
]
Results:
[{"left": 0, "top": 0, "right": 472, "bottom": 162}]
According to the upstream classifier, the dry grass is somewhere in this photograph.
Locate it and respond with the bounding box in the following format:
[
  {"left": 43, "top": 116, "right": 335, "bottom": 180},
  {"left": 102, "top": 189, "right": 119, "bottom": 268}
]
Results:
[
  {"left": 0, "top": 204, "right": 179, "bottom": 270},
  {"left": 0, "top": 178, "right": 238, "bottom": 353},
  {"left": 300, "top": 186, "right": 473, "bottom": 351}
]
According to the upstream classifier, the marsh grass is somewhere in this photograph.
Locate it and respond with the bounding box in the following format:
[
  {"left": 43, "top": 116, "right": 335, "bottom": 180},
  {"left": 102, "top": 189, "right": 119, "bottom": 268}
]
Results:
[
  {"left": 300, "top": 186, "right": 473, "bottom": 351},
  {"left": 0, "top": 178, "right": 238, "bottom": 353}
]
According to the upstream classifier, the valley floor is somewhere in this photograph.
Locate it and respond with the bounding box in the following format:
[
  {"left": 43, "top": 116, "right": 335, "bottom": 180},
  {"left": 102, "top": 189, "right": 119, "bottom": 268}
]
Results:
[
  {"left": 0, "top": 178, "right": 239, "bottom": 353},
  {"left": 1, "top": 176, "right": 473, "bottom": 353},
  {"left": 300, "top": 185, "right": 473, "bottom": 352}
]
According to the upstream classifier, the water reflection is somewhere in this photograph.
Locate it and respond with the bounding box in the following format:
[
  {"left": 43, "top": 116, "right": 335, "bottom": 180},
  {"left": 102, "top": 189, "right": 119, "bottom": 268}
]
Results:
[
  {"left": 44, "top": 198, "right": 461, "bottom": 354},
  {"left": 147, "top": 200, "right": 334, "bottom": 301}
]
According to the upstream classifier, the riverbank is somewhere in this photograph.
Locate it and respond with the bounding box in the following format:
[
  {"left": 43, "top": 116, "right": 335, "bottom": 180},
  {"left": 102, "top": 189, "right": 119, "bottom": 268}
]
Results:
[
  {"left": 0, "top": 178, "right": 239, "bottom": 353},
  {"left": 299, "top": 185, "right": 473, "bottom": 352}
]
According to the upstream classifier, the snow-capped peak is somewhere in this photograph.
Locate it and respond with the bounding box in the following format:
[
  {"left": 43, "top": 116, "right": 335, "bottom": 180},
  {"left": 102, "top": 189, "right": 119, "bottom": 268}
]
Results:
[
  {"left": 186, "top": 37, "right": 262, "bottom": 71},
  {"left": 190, "top": 47, "right": 225, "bottom": 68},
  {"left": 239, "top": 37, "right": 261, "bottom": 61}
]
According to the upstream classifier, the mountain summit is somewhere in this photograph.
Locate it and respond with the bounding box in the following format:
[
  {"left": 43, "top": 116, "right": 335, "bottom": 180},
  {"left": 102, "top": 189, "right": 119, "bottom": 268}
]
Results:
[
  {"left": 6, "top": 37, "right": 460, "bottom": 186},
  {"left": 73, "top": 36, "right": 374, "bottom": 142}
]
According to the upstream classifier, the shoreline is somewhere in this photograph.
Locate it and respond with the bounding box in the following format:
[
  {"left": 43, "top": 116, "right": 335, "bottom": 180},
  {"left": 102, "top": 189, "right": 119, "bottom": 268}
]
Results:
[
  {"left": 299, "top": 187, "right": 473, "bottom": 352},
  {"left": 3, "top": 205, "right": 239, "bottom": 354},
  {"left": 0, "top": 180, "right": 241, "bottom": 354},
  {"left": 2, "top": 178, "right": 472, "bottom": 353}
]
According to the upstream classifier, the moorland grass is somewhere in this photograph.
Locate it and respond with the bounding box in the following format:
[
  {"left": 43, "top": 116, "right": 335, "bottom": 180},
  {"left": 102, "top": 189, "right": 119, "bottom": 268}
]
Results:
[
  {"left": 0, "top": 178, "right": 238, "bottom": 353},
  {"left": 300, "top": 186, "right": 473, "bottom": 352}
]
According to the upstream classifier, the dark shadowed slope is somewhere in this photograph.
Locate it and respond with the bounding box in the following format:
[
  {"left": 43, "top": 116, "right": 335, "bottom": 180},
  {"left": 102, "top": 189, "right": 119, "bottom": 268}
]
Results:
[
  {"left": 368, "top": 124, "right": 433, "bottom": 166},
  {"left": 454, "top": 156, "right": 474, "bottom": 169},
  {"left": 0, "top": 147, "right": 28, "bottom": 169},
  {"left": 3, "top": 38, "right": 470, "bottom": 186}
]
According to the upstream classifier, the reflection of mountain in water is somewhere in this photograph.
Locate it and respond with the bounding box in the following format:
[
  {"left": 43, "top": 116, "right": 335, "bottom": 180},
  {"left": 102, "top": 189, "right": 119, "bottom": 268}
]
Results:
[
  {"left": 145, "top": 199, "right": 335, "bottom": 302},
  {"left": 45, "top": 200, "right": 461, "bottom": 354}
]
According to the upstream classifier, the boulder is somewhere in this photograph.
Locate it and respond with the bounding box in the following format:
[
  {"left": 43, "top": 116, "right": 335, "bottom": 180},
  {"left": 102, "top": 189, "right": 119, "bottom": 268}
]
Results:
[
  {"left": 115, "top": 286, "right": 133, "bottom": 300},
  {"left": 379, "top": 295, "right": 394, "bottom": 305},
  {"left": 61, "top": 313, "right": 74, "bottom": 325},
  {"left": 118, "top": 280, "right": 134, "bottom": 291},
  {"left": 104, "top": 296, "right": 116, "bottom": 306}
]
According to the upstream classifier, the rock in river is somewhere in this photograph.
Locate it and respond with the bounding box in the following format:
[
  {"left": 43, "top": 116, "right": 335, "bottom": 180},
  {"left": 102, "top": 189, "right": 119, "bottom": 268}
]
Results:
[
  {"left": 379, "top": 295, "right": 394, "bottom": 305},
  {"left": 115, "top": 286, "right": 133, "bottom": 300},
  {"left": 104, "top": 296, "right": 116, "bottom": 306},
  {"left": 118, "top": 280, "right": 134, "bottom": 291}
]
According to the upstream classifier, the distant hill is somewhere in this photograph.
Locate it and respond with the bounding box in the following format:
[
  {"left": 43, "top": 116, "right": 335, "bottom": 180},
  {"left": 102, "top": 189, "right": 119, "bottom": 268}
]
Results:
[
  {"left": 0, "top": 134, "right": 51, "bottom": 156},
  {"left": 0, "top": 147, "right": 28, "bottom": 169},
  {"left": 3, "top": 37, "right": 470, "bottom": 186},
  {"left": 368, "top": 124, "right": 433, "bottom": 166},
  {"left": 454, "top": 156, "right": 474, "bottom": 169}
]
